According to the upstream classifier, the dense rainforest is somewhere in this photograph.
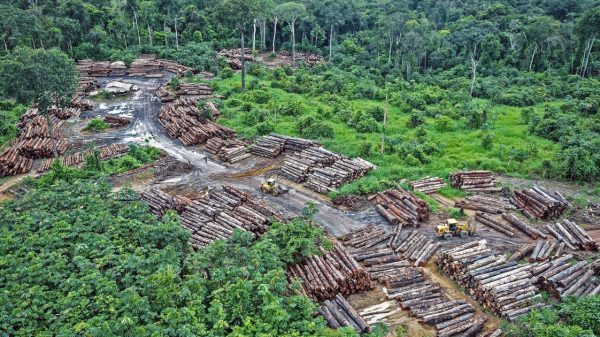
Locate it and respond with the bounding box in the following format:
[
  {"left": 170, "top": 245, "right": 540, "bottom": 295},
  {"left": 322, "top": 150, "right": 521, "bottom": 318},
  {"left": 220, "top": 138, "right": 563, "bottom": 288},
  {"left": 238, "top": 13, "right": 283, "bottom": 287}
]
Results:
[{"left": 1, "top": 1, "right": 600, "bottom": 337}]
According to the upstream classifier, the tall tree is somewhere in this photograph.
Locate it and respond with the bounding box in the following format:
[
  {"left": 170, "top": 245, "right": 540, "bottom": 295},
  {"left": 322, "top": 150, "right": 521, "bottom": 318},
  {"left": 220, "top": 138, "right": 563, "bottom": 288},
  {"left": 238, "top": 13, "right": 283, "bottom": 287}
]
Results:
[
  {"left": 0, "top": 47, "right": 77, "bottom": 156},
  {"left": 575, "top": 7, "right": 600, "bottom": 77},
  {"left": 276, "top": 2, "right": 305, "bottom": 66},
  {"left": 220, "top": 0, "right": 261, "bottom": 91}
]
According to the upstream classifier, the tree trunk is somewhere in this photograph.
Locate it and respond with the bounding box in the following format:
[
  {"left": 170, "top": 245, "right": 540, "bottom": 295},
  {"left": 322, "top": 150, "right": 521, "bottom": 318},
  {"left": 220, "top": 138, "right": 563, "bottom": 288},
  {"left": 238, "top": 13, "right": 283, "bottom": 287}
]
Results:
[
  {"left": 470, "top": 56, "right": 478, "bottom": 97},
  {"left": 381, "top": 93, "right": 388, "bottom": 154},
  {"left": 529, "top": 43, "right": 538, "bottom": 71},
  {"left": 174, "top": 15, "right": 179, "bottom": 50},
  {"left": 329, "top": 25, "right": 334, "bottom": 61},
  {"left": 272, "top": 17, "right": 278, "bottom": 53},
  {"left": 163, "top": 20, "right": 168, "bottom": 48},
  {"left": 291, "top": 20, "right": 296, "bottom": 66},
  {"left": 132, "top": 7, "right": 141, "bottom": 46},
  {"left": 252, "top": 19, "right": 257, "bottom": 53},
  {"left": 583, "top": 35, "right": 596, "bottom": 77},
  {"left": 43, "top": 109, "right": 58, "bottom": 157},
  {"left": 388, "top": 31, "right": 393, "bottom": 63},
  {"left": 148, "top": 25, "right": 153, "bottom": 46},
  {"left": 241, "top": 30, "right": 246, "bottom": 92},
  {"left": 3, "top": 38, "right": 7, "bottom": 51}
]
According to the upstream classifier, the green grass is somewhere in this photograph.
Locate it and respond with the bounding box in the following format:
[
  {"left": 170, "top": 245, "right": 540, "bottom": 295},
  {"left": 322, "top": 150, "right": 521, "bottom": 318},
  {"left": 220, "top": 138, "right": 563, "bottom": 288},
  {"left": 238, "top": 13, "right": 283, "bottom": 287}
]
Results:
[
  {"left": 214, "top": 74, "right": 562, "bottom": 196},
  {"left": 83, "top": 118, "right": 109, "bottom": 132}
]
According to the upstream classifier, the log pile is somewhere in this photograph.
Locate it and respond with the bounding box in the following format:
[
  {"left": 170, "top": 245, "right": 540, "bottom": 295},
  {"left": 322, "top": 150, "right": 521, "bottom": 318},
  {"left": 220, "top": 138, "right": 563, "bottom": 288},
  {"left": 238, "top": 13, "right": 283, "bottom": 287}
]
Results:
[
  {"left": 37, "top": 143, "right": 128, "bottom": 172},
  {"left": 501, "top": 213, "right": 547, "bottom": 239},
  {"left": 389, "top": 229, "right": 440, "bottom": 267},
  {"left": 437, "top": 240, "right": 542, "bottom": 320},
  {"left": 380, "top": 260, "right": 483, "bottom": 336},
  {"left": 75, "top": 76, "right": 100, "bottom": 96},
  {"left": 128, "top": 55, "right": 163, "bottom": 77},
  {"left": 155, "top": 84, "right": 177, "bottom": 102},
  {"left": 474, "top": 212, "right": 515, "bottom": 237},
  {"left": 77, "top": 55, "right": 191, "bottom": 78},
  {"left": 287, "top": 242, "right": 371, "bottom": 301},
  {"left": 176, "top": 83, "right": 213, "bottom": 97},
  {"left": 48, "top": 106, "right": 81, "bottom": 119},
  {"left": 320, "top": 294, "right": 370, "bottom": 333},
  {"left": 511, "top": 186, "right": 569, "bottom": 219},
  {"left": 205, "top": 137, "right": 251, "bottom": 163},
  {"left": 338, "top": 224, "right": 391, "bottom": 251},
  {"left": 531, "top": 255, "right": 600, "bottom": 299},
  {"left": 410, "top": 176, "right": 447, "bottom": 194},
  {"left": 357, "top": 301, "right": 401, "bottom": 326},
  {"left": 545, "top": 220, "right": 598, "bottom": 251},
  {"left": 179, "top": 186, "right": 279, "bottom": 248},
  {"left": 0, "top": 148, "right": 33, "bottom": 177},
  {"left": 449, "top": 171, "right": 501, "bottom": 192},
  {"left": 527, "top": 240, "right": 559, "bottom": 262},
  {"left": 71, "top": 96, "right": 97, "bottom": 110},
  {"left": 104, "top": 115, "right": 131, "bottom": 127},
  {"left": 140, "top": 188, "right": 184, "bottom": 217},
  {"left": 218, "top": 49, "right": 254, "bottom": 70},
  {"left": 272, "top": 51, "right": 325, "bottom": 66},
  {"left": 456, "top": 195, "right": 515, "bottom": 214},
  {"left": 14, "top": 137, "right": 68, "bottom": 158},
  {"left": 158, "top": 97, "right": 235, "bottom": 146},
  {"left": 374, "top": 188, "right": 429, "bottom": 226},
  {"left": 250, "top": 134, "right": 286, "bottom": 158}
]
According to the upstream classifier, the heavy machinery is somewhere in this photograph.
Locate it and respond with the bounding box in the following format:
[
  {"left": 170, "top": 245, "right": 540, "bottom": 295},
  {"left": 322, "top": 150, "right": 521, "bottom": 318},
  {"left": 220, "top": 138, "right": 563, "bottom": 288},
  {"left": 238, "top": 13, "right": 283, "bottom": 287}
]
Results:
[
  {"left": 436, "top": 218, "right": 476, "bottom": 240},
  {"left": 260, "top": 178, "right": 288, "bottom": 196}
]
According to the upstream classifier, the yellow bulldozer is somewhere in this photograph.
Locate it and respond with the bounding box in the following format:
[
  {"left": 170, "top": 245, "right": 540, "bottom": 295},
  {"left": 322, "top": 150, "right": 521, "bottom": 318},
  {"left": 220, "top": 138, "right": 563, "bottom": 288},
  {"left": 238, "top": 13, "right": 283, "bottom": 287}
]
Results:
[
  {"left": 260, "top": 178, "right": 288, "bottom": 196},
  {"left": 436, "top": 219, "right": 476, "bottom": 240}
]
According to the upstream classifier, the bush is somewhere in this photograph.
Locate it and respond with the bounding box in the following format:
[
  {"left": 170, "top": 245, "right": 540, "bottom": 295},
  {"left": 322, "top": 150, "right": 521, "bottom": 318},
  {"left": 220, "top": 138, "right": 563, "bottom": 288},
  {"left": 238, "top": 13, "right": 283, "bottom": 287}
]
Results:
[
  {"left": 367, "top": 106, "right": 385, "bottom": 122},
  {"left": 83, "top": 118, "right": 109, "bottom": 132},
  {"left": 276, "top": 101, "right": 305, "bottom": 116},
  {"left": 169, "top": 77, "right": 180, "bottom": 90},
  {"left": 481, "top": 132, "right": 494, "bottom": 150},
  {"left": 407, "top": 111, "right": 426, "bottom": 128},
  {"left": 434, "top": 115, "right": 454, "bottom": 132},
  {"left": 301, "top": 122, "right": 334, "bottom": 139},
  {"left": 256, "top": 120, "right": 274, "bottom": 135},
  {"left": 220, "top": 67, "right": 234, "bottom": 79}
]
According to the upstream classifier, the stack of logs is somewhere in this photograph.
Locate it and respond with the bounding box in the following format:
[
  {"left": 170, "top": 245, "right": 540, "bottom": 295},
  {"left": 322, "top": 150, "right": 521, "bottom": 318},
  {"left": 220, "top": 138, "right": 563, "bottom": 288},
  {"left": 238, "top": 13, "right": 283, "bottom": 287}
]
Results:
[
  {"left": 511, "top": 186, "right": 569, "bottom": 219},
  {"left": 104, "top": 115, "right": 131, "bottom": 127},
  {"left": 141, "top": 186, "right": 280, "bottom": 249},
  {"left": 205, "top": 137, "right": 251, "bottom": 163},
  {"left": 475, "top": 212, "right": 515, "bottom": 237},
  {"left": 501, "top": 213, "right": 547, "bottom": 239},
  {"left": 250, "top": 134, "right": 286, "bottom": 158},
  {"left": 178, "top": 186, "right": 278, "bottom": 248},
  {"left": 287, "top": 242, "right": 371, "bottom": 301},
  {"left": 218, "top": 49, "right": 254, "bottom": 70},
  {"left": 531, "top": 255, "right": 600, "bottom": 299},
  {"left": 374, "top": 188, "right": 429, "bottom": 226},
  {"left": 449, "top": 171, "right": 501, "bottom": 192},
  {"left": 389, "top": 228, "right": 440, "bottom": 267},
  {"left": 176, "top": 83, "right": 212, "bottom": 98},
  {"left": 456, "top": 194, "right": 515, "bottom": 214},
  {"left": 71, "top": 96, "right": 97, "bottom": 110},
  {"left": 0, "top": 148, "right": 33, "bottom": 177},
  {"left": 158, "top": 97, "right": 235, "bottom": 146},
  {"left": 410, "top": 176, "right": 447, "bottom": 194},
  {"left": 74, "top": 76, "right": 100, "bottom": 97},
  {"left": 437, "top": 240, "right": 543, "bottom": 321},
  {"left": 37, "top": 143, "right": 128, "bottom": 172},
  {"left": 271, "top": 51, "right": 325, "bottom": 66},
  {"left": 320, "top": 294, "right": 370, "bottom": 333},
  {"left": 524, "top": 240, "right": 561, "bottom": 262},
  {"left": 545, "top": 220, "right": 598, "bottom": 251},
  {"left": 156, "top": 84, "right": 178, "bottom": 102},
  {"left": 280, "top": 146, "right": 375, "bottom": 193},
  {"left": 77, "top": 55, "right": 191, "bottom": 78},
  {"left": 381, "top": 262, "right": 483, "bottom": 336},
  {"left": 338, "top": 225, "right": 391, "bottom": 251}
]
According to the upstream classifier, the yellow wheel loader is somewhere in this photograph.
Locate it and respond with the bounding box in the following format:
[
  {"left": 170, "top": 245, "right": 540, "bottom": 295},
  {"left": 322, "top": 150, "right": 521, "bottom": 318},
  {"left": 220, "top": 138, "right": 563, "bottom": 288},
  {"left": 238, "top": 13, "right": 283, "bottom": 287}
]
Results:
[
  {"left": 436, "top": 219, "right": 476, "bottom": 240},
  {"left": 260, "top": 178, "right": 288, "bottom": 196}
]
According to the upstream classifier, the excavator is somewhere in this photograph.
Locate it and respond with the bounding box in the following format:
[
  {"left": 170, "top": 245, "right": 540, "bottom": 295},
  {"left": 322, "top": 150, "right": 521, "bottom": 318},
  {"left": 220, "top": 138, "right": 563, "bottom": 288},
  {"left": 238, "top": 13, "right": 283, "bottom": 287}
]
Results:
[
  {"left": 260, "top": 178, "right": 288, "bottom": 196},
  {"left": 436, "top": 219, "right": 476, "bottom": 240}
]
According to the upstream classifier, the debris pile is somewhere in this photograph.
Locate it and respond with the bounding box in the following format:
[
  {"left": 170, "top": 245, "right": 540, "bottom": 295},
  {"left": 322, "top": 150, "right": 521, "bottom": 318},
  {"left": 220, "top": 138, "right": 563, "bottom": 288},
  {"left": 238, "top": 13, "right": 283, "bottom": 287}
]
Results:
[
  {"left": 410, "top": 176, "right": 447, "bottom": 194},
  {"left": 374, "top": 188, "right": 429, "bottom": 226},
  {"left": 545, "top": 220, "right": 598, "bottom": 251},
  {"left": 437, "top": 240, "right": 542, "bottom": 321},
  {"left": 511, "top": 186, "right": 569, "bottom": 219},
  {"left": 273, "top": 51, "right": 325, "bottom": 66},
  {"left": 37, "top": 143, "right": 128, "bottom": 172},
  {"left": 158, "top": 98, "right": 235, "bottom": 146},
  {"left": 501, "top": 213, "right": 547, "bottom": 239},
  {"left": 531, "top": 254, "right": 600, "bottom": 299},
  {"left": 287, "top": 242, "right": 371, "bottom": 301},
  {"left": 320, "top": 294, "right": 370, "bottom": 333},
  {"left": 449, "top": 171, "right": 500, "bottom": 192},
  {"left": 104, "top": 115, "right": 132, "bottom": 127},
  {"left": 456, "top": 194, "right": 515, "bottom": 214},
  {"left": 205, "top": 137, "right": 251, "bottom": 163}
]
